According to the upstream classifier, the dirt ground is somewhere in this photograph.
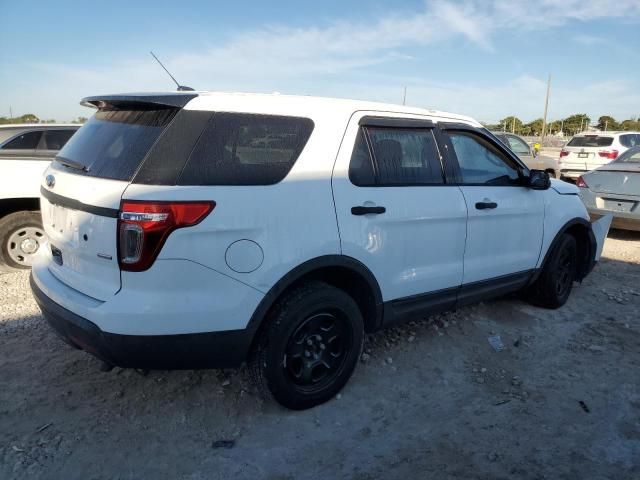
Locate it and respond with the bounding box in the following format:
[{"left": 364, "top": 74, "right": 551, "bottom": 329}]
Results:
[{"left": 1, "top": 232, "right": 639, "bottom": 480}]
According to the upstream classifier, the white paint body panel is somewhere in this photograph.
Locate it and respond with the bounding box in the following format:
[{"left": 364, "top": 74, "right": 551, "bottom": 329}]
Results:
[{"left": 0, "top": 159, "right": 49, "bottom": 199}]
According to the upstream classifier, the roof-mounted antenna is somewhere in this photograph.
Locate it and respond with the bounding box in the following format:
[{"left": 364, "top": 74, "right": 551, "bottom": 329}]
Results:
[{"left": 150, "top": 51, "right": 195, "bottom": 92}]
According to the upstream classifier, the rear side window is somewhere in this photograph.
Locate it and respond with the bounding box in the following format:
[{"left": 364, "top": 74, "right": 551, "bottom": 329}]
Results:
[
  {"left": 55, "top": 108, "right": 177, "bottom": 181},
  {"left": 42, "top": 130, "right": 75, "bottom": 150},
  {"left": 567, "top": 135, "right": 613, "bottom": 147},
  {"left": 349, "top": 126, "right": 443, "bottom": 186},
  {"left": 2, "top": 131, "right": 42, "bottom": 149},
  {"left": 179, "top": 113, "right": 314, "bottom": 186},
  {"left": 619, "top": 134, "right": 640, "bottom": 148}
]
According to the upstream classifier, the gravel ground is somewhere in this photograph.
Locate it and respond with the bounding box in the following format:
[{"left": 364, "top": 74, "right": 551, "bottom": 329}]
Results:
[{"left": 1, "top": 232, "right": 639, "bottom": 479}]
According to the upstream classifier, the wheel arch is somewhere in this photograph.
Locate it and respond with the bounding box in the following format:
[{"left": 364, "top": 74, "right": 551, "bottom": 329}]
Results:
[
  {"left": 245, "top": 255, "right": 384, "bottom": 354},
  {"left": 0, "top": 197, "right": 41, "bottom": 220},
  {"left": 535, "top": 217, "right": 596, "bottom": 283}
]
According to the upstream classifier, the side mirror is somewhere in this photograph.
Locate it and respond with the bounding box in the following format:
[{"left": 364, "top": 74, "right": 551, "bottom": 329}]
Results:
[{"left": 527, "top": 169, "right": 551, "bottom": 190}]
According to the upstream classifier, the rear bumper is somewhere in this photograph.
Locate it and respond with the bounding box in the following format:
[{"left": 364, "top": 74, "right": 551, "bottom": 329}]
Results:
[
  {"left": 30, "top": 273, "right": 253, "bottom": 369},
  {"left": 589, "top": 211, "right": 640, "bottom": 232}
]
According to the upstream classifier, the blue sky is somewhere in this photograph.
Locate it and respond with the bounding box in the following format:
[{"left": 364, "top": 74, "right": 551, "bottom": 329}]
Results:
[{"left": 1, "top": 0, "right": 639, "bottom": 123}]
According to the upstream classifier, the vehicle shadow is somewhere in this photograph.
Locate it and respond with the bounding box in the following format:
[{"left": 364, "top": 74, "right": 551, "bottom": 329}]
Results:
[{"left": 608, "top": 228, "right": 640, "bottom": 241}]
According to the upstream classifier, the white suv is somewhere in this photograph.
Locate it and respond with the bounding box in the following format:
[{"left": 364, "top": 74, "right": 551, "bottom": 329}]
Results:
[
  {"left": 559, "top": 131, "right": 640, "bottom": 180},
  {"left": 30, "top": 92, "right": 611, "bottom": 409}
]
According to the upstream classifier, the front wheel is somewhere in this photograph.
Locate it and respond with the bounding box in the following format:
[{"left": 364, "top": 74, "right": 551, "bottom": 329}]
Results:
[
  {"left": 527, "top": 233, "right": 577, "bottom": 309},
  {"left": 0, "top": 211, "right": 46, "bottom": 270},
  {"left": 250, "top": 281, "right": 364, "bottom": 410}
]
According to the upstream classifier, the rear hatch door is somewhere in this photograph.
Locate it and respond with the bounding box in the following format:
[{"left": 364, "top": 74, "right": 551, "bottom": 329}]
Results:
[
  {"left": 40, "top": 99, "right": 187, "bottom": 300},
  {"left": 563, "top": 134, "right": 615, "bottom": 170}
]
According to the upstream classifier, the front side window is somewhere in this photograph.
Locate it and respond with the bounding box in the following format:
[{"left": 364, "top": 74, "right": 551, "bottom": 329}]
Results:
[
  {"left": 447, "top": 131, "right": 521, "bottom": 185},
  {"left": 42, "top": 130, "right": 75, "bottom": 150},
  {"left": 506, "top": 135, "right": 531, "bottom": 156},
  {"left": 2, "top": 131, "right": 42, "bottom": 150},
  {"left": 179, "top": 113, "right": 314, "bottom": 185}
]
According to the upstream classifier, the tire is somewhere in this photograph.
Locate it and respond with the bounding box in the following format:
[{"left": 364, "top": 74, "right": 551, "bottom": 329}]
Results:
[
  {"left": 249, "top": 281, "right": 364, "bottom": 410},
  {"left": 0, "top": 211, "right": 46, "bottom": 271},
  {"left": 527, "top": 233, "right": 577, "bottom": 309}
]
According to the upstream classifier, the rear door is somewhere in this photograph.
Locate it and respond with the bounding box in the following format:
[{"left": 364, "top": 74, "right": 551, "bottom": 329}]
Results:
[
  {"left": 40, "top": 106, "right": 180, "bottom": 300},
  {"left": 332, "top": 114, "right": 467, "bottom": 308},
  {"left": 441, "top": 125, "right": 544, "bottom": 285},
  {"left": 0, "top": 129, "right": 42, "bottom": 159}
]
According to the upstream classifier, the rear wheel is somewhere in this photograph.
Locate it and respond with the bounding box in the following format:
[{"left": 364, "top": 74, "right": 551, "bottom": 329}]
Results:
[
  {"left": 0, "top": 211, "right": 46, "bottom": 270},
  {"left": 250, "top": 281, "right": 364, "bottom": 410},
  {"left": 527, "top": 233, "right": 577, "bottom": 308}
]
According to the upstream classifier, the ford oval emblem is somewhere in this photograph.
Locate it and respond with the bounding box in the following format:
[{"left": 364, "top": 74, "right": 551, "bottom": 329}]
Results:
[{"left": 46, "top": 174, "right": 55, "bottom": 188}]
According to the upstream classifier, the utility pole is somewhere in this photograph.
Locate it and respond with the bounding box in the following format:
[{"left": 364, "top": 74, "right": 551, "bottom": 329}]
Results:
[
  {"left": 540, "top": 74, "right": 551, "bottom": 145},
  {"left": 9, "top": 105, "right": 12, "bottom": 120},
  {"left": 512, "top": 117, "right": 515, "bottom": 133},
  {"left": 604, "top": 119, "right": 608, "bottom": 131},
  {"left": 402, "top": 86, "right": 407, "bottom": 106}
]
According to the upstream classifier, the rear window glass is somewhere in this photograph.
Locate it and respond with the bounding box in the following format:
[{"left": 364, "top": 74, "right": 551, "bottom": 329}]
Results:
[
  {"left": 567, "top": 135, "right": 613, "bottom": 147},
  {"left": 55, "top": 108, "right": 177, "bottom": 181},
  {"left": 179, "top": 113, "right": 314, "bottom": 185}
]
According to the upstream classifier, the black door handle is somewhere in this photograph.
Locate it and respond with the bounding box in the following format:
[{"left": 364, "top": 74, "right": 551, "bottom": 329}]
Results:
[
  {"left": 475, "top": 201, "right": 498, "bottom": 210},
  {"left": 351, "top": 205, "right": 386, "bottom": 215}
]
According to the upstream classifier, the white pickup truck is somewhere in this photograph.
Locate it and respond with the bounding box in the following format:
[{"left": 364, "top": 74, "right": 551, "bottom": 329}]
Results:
[{"left": 0, "top": 124, "right": 79, "bottom": 271}]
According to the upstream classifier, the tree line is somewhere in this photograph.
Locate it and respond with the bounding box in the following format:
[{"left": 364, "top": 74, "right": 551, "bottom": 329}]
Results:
[
  {"left": 0, "top": 114, "right": 87, "bottom": 125},
  {"left": 484, "top": 114, "right": 640, "bottom": 137}
]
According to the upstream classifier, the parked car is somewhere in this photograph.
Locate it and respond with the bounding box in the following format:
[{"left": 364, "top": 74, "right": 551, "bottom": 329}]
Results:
[
  {"left": 491, "top": 131, "right": 559, "bottom": 177},
  {"left": 30, "top": 92, "right": 611, "bottom": 410},
  {"left": 559, "top": 131, "right": 640, "bottom": 181},
  {"left": 577, "top": 145, "right": 640, "bottom": 231},
  {"left": 0, "top": 124, "right": 80, "bottom": 271}
]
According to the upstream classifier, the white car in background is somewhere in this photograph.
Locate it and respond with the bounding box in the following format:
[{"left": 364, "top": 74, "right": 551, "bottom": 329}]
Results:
[
  {"left": 30, "top": 92, "right": 611, "bottom": 410},
  {"left": 0, "top": 124, "right": 79, "bottom": 271},
  {"left": 559, "top": 131, "right": 640, "bottom": 180}
]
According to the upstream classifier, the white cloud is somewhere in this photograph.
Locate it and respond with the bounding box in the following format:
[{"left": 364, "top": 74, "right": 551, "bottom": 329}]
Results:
[{"left": 4, "top": 0, "right": 640, "bottom": 120}]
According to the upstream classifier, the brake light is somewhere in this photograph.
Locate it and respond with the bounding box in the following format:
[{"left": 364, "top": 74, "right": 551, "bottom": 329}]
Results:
[
  {"left": 118, "top": 201, "right": 215, "bottom": 272},
  {"left": 598, "top": 150, "right": 618, "bottom": 159},
  {"left": 576, "top": 176, "right": 588, "bottom": 188},
  {"left": 559, "top": 149, "right": 569, "bottom": 157}
]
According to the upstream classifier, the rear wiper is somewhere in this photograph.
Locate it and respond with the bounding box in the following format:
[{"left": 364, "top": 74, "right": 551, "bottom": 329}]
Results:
[{"left": 56, "top": 156, "right": 89, "bottom": 172}]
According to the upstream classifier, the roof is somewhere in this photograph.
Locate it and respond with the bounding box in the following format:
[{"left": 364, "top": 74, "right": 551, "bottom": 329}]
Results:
[
  {"left": 0, "top": 123, "right": 80, "bottom": 129},
  {"left": 573, "top": 131, "right": 640, "bottom": 136},
  {"left": 80, "top": 91, "right": 482, "bottom": 126}
]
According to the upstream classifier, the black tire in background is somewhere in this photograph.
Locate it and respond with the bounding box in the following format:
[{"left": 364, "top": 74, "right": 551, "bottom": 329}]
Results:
[
  {"left": 527, "top": 233, "right": 578, "bottom": 309},
  {"left": 0, "top": 211, "right": 46, "bottom": 271},
  {"left": 249, "top": 281, "right": 364, "bottom": 410}
]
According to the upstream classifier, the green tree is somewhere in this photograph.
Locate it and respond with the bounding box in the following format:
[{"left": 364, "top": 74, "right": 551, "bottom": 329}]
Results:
[
  {"left": 498, "top": 116, "right": 524, "bottom": 134},
  {"left": 561, "top": 114, "right": 590, "bottom": 136},
  {"left": 72, "top": 116, "right": 88, "bottom": 124},
  {"left": 620, "top": 118, "right": 640, "bottom": 131},
  {"left": 597, "top": 115, "right": 619, "bottom": 131},
  {"left": 522, "top": 118, "right": 543, "bottom": 136},
  {"left": 0, "top": 113, "right": 40, "bottom": 125}
]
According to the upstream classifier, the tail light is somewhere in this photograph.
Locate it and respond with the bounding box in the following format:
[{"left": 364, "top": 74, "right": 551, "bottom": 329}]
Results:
[
  {"left": 598, "top": 150, "right": 618, "bottom": 160},
  {"left": 576, "top": 176, "right": 588, "bottom": 188},
  {"left": 118, "top": 201, "right": 215, "bottom": 271},
  {"left": 559, "top": 149, "right": 569, "bottom": 157}
]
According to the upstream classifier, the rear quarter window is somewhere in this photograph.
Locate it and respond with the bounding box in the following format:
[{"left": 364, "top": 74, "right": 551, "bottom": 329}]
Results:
[
  {"left": 178, "top": 113, "right": 314, "bottom": 185},
  {"left": 567, "top": 135, "right": 613, "bottom": 147},
  {"left": 619, "top": 134, "right": 640, "bottom": 148}
]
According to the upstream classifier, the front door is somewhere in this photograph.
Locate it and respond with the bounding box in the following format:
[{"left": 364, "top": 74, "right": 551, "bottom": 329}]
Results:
[
  {"left": 332, "top": 114, "right": 468, "bottom": 305},
  {"left": 441, "top": 127, "right": 545, "bottom": 285}
]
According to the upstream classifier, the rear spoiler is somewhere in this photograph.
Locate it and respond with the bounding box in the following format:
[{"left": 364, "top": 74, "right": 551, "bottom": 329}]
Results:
[{"left": 80, "top": 93, "right": 198, "bottom": 110}]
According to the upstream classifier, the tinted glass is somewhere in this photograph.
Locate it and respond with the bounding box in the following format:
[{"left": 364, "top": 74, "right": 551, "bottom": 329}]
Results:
[
  {"left": 42, "top": 130, "right": 75, "bottom": 150},
  {"left": 348, "top": 129, "right": 376, "bottom": 186},
  {"left": 615, "top": 146, "right": 640, "bottom": 163},
  {"left": 506, "top": 135, "right": 531, "bottom": 155},
  {"left": 55, "top": 108, "right": 177, "bottom": 181},
  {"left": 367, "top": 127, "right": 443, "bottom": 185},
  {"left": 619, "top": 134, "right": 640, "bottom": 148},
  {"left": 567, "top": 135, "right": 614, "bottom": 147},
  {"left": 448, "top": 131, "right": 520, "bottom": 185},
  {"left": 2, "top": 131, "right": 42, "bottom": 149},
  {"left": 179, "top": 113, "right": 314, "bottom": 185}
]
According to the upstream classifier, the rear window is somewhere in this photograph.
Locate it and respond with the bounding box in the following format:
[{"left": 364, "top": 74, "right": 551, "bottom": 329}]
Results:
[
  {"left": 567, "top": 135, "right": 613, "bottom": 147},
  {"left": 55, "top": 108, "right": 177, "bottom": 181},
  {"left": 178, "top": 113, "right": 314, "bottom": 185}
]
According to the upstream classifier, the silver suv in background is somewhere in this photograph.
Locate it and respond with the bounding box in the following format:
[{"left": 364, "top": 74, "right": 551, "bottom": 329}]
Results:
[
  {"left": 0, "top": 124, "right": 79, "bottom": 271},
  {"left": 491, "top": 132, "right": 559, "bottom": 178},
  {"left": 559, "top": 131, "right": 640, "bottom": 180}
]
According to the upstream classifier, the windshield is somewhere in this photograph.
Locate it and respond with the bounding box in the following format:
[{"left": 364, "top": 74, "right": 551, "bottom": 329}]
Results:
[
  {"left": 614, "top": 146, "right": 640, "bottom": 164},
  {"left": 55, "top": 107, "right": 177, "bottom": 181},
  {"left": 567, "top": 135, "right": 613, "bottom": 147}
]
